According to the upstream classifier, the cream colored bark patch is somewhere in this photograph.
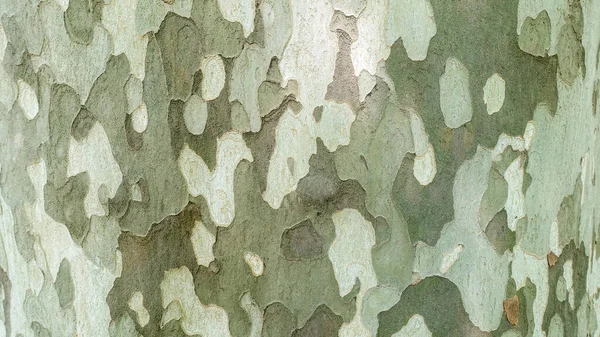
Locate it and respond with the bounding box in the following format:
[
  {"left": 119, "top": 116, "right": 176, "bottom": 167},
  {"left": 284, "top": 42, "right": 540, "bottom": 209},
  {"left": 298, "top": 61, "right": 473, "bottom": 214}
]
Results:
[
  {"left": 230, "top": 44, "right": 271, "bottom": 132},
  {"left": 351, "top": 0, "right": 389, "bottom": 76},
  {"left": 504, "top": 156, "right": 526, "bottom": 231},
  {"left": 439, "top": 57, "right": 473, "bottom": 128},
  {"left": 391, "top": 314, "right": 432, "bottom": 337},
  {"left": 330, "top": 209, "right": 378, "bottom": 337},
  {"left": 26, "top": 160, "right": 119, "bottom": 337},
  {"left": 358, "top": 70, "right": 377, "bottom": 102},
  {"left": 217, "top": 0, "right": 255, "bottom": 37},
  {"left": 315, "top": 101, "right": 356, "bottom": 152},
  {"left": 201, "top": 55, "right": 226, "bottom": 101},
  {"left": 0, "top": 189, "right": 36, "bottom": 336},
  {"left": 517, "top": 0, "right": 569, "bottom": 55},
  {"left": 125, "top": 75, "right": 144, "bottom": 114},
  {"left": 128, "top": 292, "right": 150, "bottom": 327},
  {"left": 263, "top": 107, "right": 315, "bottom": 209},
  {"left": 102, "top": 0, "right": 148, "bottom": 80},
  {"left": 413, "top": 143, "right": 437, "bottom": 186},
  {"left": 17, "top": 79, "right": 39, "bottom": 120},
  {"left": 190, "top": 220, "right": 216, "bottom": 267},
  {"left": 241, "top": 293, "right": 263, "bottom": 337},
  {"left": 131, "top": 102, "right": 148, "bottom": 133},
  {"left": 0, "top": 24, "right": 16, "bottom": 113},
  {"left": 244, "top": 252, "right": 264, "bottom": 277},
  {"left": 409, "top": 110, "right": 429, "bottom": 156},
  {"left": 512, "top": 245, "right": 549, "bottom": 337},
  {"left": 67, "top": 122, "right": 123, "bottom": 218},
  {"left": 563, "top": 259, "right": 575, "bottom": 309},
  {"left": 178, "top": 132, "right": 253, "bottom": 226},
  {"left": 279, "top": 0, "right": 337, "bottom": 111},
  {"left": 183, "top": 94, "right": 208, "bottom": 135},
  {"left": 439, "top": 244, "right": 463, "bottom": 274},
  {"left": 263, "top": 102, "right": 355, "bottom": 209},
  {"left": 386, "top": 0, "right": 437, "bottom": 61},
  {"left": 39, "top": 1, "right": 111, "bottom": 103},
  {"left": 332, "top": 0, "right": 366, "bottom": 17},
  {"left": 483, "top": 73, "right": 506, "bottom": 115},
  {"left": 160, "top": 266, "right": 232, "bottom": 337}
]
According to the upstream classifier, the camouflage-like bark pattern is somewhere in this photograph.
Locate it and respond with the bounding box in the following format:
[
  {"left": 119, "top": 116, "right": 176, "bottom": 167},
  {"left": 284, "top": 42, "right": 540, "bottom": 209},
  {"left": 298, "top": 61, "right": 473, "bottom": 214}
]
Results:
[{"left": 0, "top": 0, "right": 599, "bottom": 336}]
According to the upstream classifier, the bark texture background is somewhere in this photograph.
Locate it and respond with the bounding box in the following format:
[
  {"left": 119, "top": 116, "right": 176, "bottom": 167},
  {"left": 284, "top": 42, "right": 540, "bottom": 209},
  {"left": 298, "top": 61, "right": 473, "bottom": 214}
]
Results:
[{"left": 0, "top": 0, "right": 599, "bottom": 336}]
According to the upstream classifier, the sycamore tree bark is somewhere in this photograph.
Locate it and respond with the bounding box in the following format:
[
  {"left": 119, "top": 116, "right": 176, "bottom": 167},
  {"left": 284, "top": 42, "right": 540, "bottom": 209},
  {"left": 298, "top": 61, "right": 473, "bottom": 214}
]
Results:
[{"left": 0, "top": 0, "right": 599, "bottom": 336}]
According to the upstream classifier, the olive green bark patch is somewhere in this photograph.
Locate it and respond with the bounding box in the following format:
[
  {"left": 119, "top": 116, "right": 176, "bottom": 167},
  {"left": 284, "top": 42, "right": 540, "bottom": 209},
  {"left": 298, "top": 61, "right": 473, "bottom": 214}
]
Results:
[
  {"left": 392, "top": 153, "right": 453, "bottom": 246},
  {"left": 377, "top": 276, "right": 488, "bottom": 337},
  {"left": 485, "top": 210, "right": 516, "bottom": 255},
  {"left": 542, "top": 242, "right": 589, "bottom": 337},
  {"left": 479, "top": 169, "right": 509, "bottom": 232},
  {"left": 107, "top": 203, "right": 201, "bottom": 337}
]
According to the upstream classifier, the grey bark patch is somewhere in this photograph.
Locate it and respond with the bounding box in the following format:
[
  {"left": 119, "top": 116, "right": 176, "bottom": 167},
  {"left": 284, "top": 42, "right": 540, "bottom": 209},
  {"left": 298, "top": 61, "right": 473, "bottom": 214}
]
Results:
[
  {"left": 0, "top": 267, "right": 11, "bottom": 336},
  {"left": 281, "top": 220, "right": 324, "bottom": 260},
  {"left": 45, "top": 84, "right": 81, "bottom": 188},
  {"left": 373, "top": 216, "right": 391, "bottom": 249},
  {"left": 31, "top": 321, "right": 51, "bottom": 337},
  {"left": 64, "top": 0, "right": 95, "bottom": 45},
  {"left": 71, "top": 107, "right": 96, "bottom": 142},
  {"left": 292, "top": 304, "right": 343, "bottom": 337},
  {"left": 325, "top": 30, "right": 360, "bottom": 110},
  {"left": 44, "top": 173, "right": 90, "bottom": 245},
  {"left": 156, "top": 13, "right": 202, "bottom": 101},
  {"left": 266, "top": 57, "right": 283, "bottom": 83},
  {"left": 518, "top": 11, "right": 551, "bottom": 57},
  {"left": 12, "top": 207, "right": 36, "bottom": 261},
  {"left": 296, "top": 140, "right": 340, "bottom": 205},
  {"left": 54, "top": 259, "right": 75, "bottom": 309},
  {"left": 557, "top": 22, "right": 585, "bottom": 86},
  {"left": 262, "top": 302, "right": 296, "bottom": 337},
  {"left": 107, "top": 203, "right": 201, "bottom": 337},
  {"left": 246, "top": 7, "right": 265, "bottom": 47},
  {"left": 313, "top": 106, "right": 323, "bottom": 123},
  {"left": 286, "top": 157, "right": 295, "bottom": 175},
  {"left": 161, "top": 319, "right": 201, "bottom": 337},
  {"left": 330, "top": 11, "right": 358, "bottom": 41},
  {"left": 244, "top": 98, "right": 293, "bottom": 191},
  {"left": 124, "top": 111, "right": 143, "bottom": 150}
]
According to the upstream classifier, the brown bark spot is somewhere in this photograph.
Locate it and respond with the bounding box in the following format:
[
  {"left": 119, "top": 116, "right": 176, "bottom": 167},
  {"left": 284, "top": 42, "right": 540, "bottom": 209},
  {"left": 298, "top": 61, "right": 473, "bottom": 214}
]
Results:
[
  {"left": 503, "top": 295, "right": 519, "bottom": 326},
  {"left": 548, "top": 252, "right": 558, "bottom": 267}
]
